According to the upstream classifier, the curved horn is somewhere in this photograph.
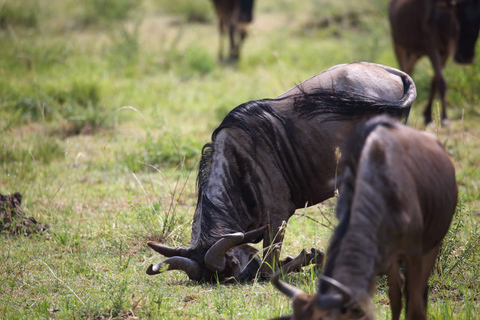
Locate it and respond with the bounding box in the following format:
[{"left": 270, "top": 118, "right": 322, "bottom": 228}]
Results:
[
  {"left": 146, "top": 257, "right": 202, "bottom": 280},
  {"left": 315, "top": 293, "right": 345, "bottom": 310},
  {"left": 319, "top": 274, "right": 353, "bottom": 305},
  {"left": 240, "top": 224, "right": 269, "bottom": 244},
  {"left": 204, "top": 232, "right": 244, "bottom": 272},
  {"left": 271, "top": 271, "right": 305, "bottom": 299},
  {"left": 147, "top": 241, "right": 190, "bottom": 257}
]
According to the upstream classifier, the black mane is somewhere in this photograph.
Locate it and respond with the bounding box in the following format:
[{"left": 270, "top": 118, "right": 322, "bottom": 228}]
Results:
[
  {"left": 195, "top": 99, "right": 298, "bottom": 246},
  {"left": 320, "top": 115, "right": 397, "bottom": 293},
  {"left": 293, "top": 87, "right": 411, "bottom": 122},
  {"left": 196, "top": 99, "right": 296, "bottom": 203}
]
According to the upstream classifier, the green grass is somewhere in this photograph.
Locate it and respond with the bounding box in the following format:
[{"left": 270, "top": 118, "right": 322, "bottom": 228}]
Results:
[{"left": 1, "top": 0, "right": 479, "bottom": 318}]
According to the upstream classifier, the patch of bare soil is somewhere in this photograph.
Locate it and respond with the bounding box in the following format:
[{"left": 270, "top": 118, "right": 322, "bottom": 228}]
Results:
[{"left": 0, "top": 192, "right": 48, "bottom": 235}]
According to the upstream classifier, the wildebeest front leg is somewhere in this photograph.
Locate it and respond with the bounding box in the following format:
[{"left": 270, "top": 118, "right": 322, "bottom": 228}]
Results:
[
  {"left": 260, "top": 221, "right": 287, "bottom": 277},
  {"left": 278, "top": 248, "right": 325, "bottom": 275}
]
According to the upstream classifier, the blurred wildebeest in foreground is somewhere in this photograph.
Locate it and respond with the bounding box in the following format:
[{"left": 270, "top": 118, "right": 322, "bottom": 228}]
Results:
[
  {"left": 146, "top": 62, "right": 417, "bottom": 283},
  {"left": 272, "top": 115, "right": 458, "bottom": 320},
  {"left": 211, "top": 0, "right": 255, "bottom": 62},
  {"left": 389, "top": 0, "right": 480, "bottom": 126}
]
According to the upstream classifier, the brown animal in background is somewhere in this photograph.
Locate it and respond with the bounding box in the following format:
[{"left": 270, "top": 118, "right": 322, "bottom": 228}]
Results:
[
  {"left": 211, "top": 0, "right": 255, "bottom": 62},
  {"left": 272, "top": 115, "right": 458, "bottom": 320},
  {"left": 389, "top": 0, "right": 480, "bottom": 126},
  {"left": 146, "top": 63, "right": 416, "bottom": 283}
]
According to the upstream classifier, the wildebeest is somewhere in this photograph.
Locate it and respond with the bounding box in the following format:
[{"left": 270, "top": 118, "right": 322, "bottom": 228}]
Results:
[
  {"left": 146, "top": 62, "right": 417, "bottom": 282},
  {"left": 272, "top": 115, "right": 458, "bottom": 319},
  {"left": 211, "top": 0, "right": 255, "bottom": 62},
  {"left": 389, "top": 0, "right": 480, "bottom": 126}
]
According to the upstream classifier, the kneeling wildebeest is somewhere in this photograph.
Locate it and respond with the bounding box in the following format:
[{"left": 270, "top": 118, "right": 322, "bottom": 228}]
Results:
[
  {"left": 272, "top": 115, "right": 458, "bottom": 319},
  {"left": 211, "top": 0, "right": 255, "bottom": 62},
  {"left": 389, "top": 0, "right": 480, "bottom": 126},
  {"left": 146, "top": 62, "right": 416, "bottom": 282}
]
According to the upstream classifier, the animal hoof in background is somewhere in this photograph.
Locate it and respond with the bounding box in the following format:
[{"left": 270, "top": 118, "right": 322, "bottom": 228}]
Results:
[
  {"left": 423, "top": 113, "right": 432, "bottom": 127},
  {"left": 441, "top": 118, "right": 450, "bottom": 128},
  {"left": 308, "top": 248, "right": 325, "bottom": 268}
]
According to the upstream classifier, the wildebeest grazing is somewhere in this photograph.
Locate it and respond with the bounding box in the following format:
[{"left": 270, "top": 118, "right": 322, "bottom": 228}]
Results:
[
  {"left": 211, "top": 0, "right": 255, "bottom": 62},
  {"left": 272, "top": 115, "right": 458, "bottom": 320},
  {"left": 389, "top": 0, "right": 480, "bottom": 126},
  {"left": 146, "top": 62, "right": 417, "bottom": 283}
]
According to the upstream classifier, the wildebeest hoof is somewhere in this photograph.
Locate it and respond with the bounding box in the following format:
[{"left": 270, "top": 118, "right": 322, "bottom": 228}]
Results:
[
  {"left": 441, "top": 118, "right": 450, "bottom": 127},
  {"left": 423, "top": 114, "right": 433, "bottom": 126},
  {"left": 309, "top": 248, "right": 325, "bottom": 268}
]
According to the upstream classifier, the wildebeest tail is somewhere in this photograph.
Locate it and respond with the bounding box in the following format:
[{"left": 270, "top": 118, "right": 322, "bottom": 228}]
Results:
[{"left": 239, "top": 0, "right": 255, "bottom": 23}]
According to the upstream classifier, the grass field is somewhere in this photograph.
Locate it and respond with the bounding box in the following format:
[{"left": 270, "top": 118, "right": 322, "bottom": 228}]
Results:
[{"left": 1, "top": 0, "right": 479, "bottom": 318}]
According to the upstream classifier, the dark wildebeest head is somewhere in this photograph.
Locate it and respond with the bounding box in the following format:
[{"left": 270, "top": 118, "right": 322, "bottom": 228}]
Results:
[
  {"left": 211, "top": 0, "right": 255, "bottom": 62},
  {"left": 389, "top": 0, "right": 480, "bottom": 126},
  {"left": 272, "top": 115, "right": 458, "bottom": 320},
  {"left": 146, "top": 62, "right": 417, "bottom": 283}
]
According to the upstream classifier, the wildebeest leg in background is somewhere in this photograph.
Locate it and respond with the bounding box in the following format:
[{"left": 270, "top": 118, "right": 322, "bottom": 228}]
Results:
[
  {"left": 217, "top": 19, "right": 225, "bottom": 61},
  {"left": 425, "top": 50, "right": 448, "bottom": 126},
  {"left": 228, "top": 23, "right": 239, "bottom": 61},
  {"left": 387, "top": 261, "right": 404, "bottom": 320},
  {"left": 394, "top": 45, "right": 419, "bottom": 75},
  {"left": 229, "top": 23, "right": 248, "bottom": 62}
]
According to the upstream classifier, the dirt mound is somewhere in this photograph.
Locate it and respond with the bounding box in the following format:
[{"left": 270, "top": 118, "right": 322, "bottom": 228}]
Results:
[{"left": 0, "top": 192, "right": 48, "bottom": 235}]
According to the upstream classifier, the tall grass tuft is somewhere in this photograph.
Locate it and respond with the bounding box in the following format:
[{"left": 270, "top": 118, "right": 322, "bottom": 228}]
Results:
[
  {"left": 1, "top": 135, "right": 63, "bottom": 166},
  {"left": 13, "top": 98, "right": 50, "bottom": 123},
  {"left": 182, "top": 45, "right": 216, "bottom": 75},
  {"left": 82, "top": 0, "right": 142, "bottom": 25},
  {"left": 51, "top": 81, "right": 110, "bottom": 136},
  {"left": 154, "top": 0, "right": 212, "bottom": 23},
  {"left": 107, "top": 23, "right": 141, "bottom": 73},
  {"left": 121, "top": 133, "right": 202, "bottom": 172},
  {"left": 129, "top": 166, "right": 193, "bottom": 244},
  {"left": 0, "top": 0, "right": 39, "bottom": 29}
]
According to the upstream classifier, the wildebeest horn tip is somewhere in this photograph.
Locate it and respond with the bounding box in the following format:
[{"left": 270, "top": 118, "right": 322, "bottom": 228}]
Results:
[
  {"left": 146, "top": 257, "right": 202, "bottom": 280},
  {"left": 319, "top": 274, "right": 353, "bottom": 304},
  {"left": 147, "top": 241, "right": 189, "bottom": 257},
  {"left": 146, "top": 264, "right": 158, "bottom": 275},
  {"left": 271, "top": 271, "right": 305, "bottom": 299}
]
